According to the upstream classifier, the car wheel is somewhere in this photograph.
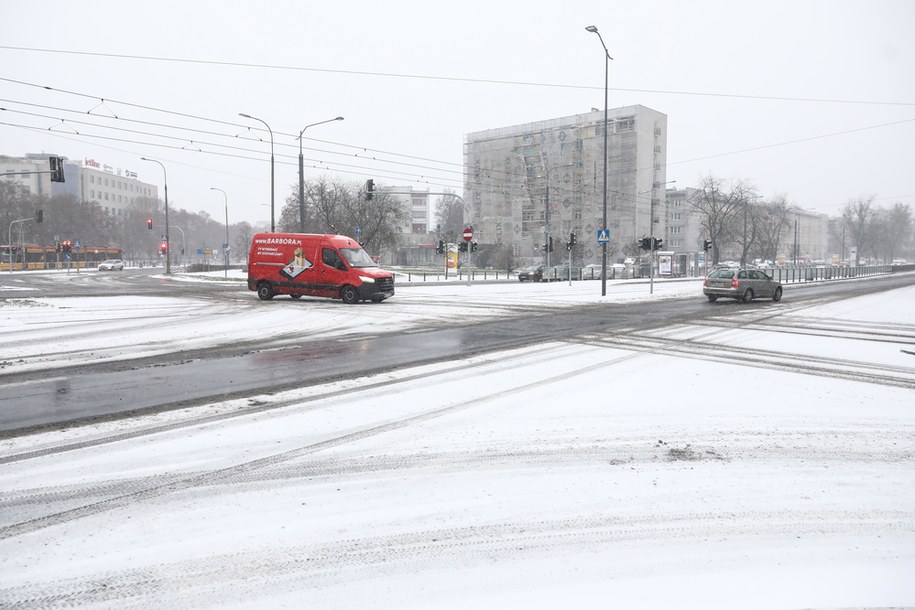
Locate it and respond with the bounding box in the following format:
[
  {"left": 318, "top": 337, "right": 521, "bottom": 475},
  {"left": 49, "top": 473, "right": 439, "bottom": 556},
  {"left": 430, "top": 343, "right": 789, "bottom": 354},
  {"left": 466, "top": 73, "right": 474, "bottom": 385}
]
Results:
[
  {"left": 741, "top": 288, "right": 754, "bottom": 303},
  {"left": 340, "top": 285, "right": 359, "bottom": 304},
  {"left": 371, "top": 294, "right": 385, "bottom": 303},
  {"left": 257, "top": 282, "right": 274, "bottom": 301},
  {"left": 290, "top": 294, "right": 302, "bottom": 299},
  {"left": 772, "top": 286, "right": 783, "bottom": 302},
  {"left": 706, "top": 295, "right": 718, "bottom": 302}
]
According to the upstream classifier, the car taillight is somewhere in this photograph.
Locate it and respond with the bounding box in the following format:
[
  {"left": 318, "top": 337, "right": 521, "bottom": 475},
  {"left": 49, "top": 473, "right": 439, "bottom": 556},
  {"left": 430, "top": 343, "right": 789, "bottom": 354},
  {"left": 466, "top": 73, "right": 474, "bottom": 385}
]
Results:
[
  {"left": 703, "top": 278, "right": 708, "bottom": 286},
  {"left": 731, "top": 279, "right": 740, "bottom": 288}
]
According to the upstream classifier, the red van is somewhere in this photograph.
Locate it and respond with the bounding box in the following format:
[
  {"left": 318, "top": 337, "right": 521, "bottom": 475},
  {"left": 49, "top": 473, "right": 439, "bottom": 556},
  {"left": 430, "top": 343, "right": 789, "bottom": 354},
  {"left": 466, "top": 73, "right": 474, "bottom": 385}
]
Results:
[{"left": 247, "top": 233, "right": 394, "bottom": 303}]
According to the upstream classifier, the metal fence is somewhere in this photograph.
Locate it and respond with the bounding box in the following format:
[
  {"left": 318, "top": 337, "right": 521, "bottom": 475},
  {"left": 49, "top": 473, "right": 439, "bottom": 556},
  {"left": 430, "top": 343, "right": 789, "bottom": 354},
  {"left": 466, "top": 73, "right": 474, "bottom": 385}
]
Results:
[
  {"left": 392, "top": 264, "right": 908, "bottom": 284},
  {"left": 762, "top": 265, "right": 895, "bottom": 284}
]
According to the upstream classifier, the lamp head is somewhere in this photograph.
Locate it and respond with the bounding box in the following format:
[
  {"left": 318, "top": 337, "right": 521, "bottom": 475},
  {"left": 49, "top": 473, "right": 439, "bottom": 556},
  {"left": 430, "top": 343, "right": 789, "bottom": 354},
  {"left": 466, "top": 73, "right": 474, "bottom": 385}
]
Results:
[
  {"left": 585, "top": 25, "right": 598, "bottom": 33},
  {"left": 239, "top": 113, "right": 251, "bottom": 119}
]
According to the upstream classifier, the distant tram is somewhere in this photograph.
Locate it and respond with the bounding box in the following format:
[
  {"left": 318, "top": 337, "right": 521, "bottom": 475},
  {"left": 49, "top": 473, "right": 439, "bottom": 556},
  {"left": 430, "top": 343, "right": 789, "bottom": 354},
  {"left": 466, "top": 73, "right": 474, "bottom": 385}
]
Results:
[{"left": 0, "top": 244, "right": 123, "bottom": 271}]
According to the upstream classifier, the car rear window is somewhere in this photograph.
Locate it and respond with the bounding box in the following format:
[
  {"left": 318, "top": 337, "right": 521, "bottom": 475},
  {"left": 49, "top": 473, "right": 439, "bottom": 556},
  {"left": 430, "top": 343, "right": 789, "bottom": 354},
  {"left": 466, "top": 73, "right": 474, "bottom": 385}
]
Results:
[{"left": 709, "top": 270, "right": 734, "bottom": 279}]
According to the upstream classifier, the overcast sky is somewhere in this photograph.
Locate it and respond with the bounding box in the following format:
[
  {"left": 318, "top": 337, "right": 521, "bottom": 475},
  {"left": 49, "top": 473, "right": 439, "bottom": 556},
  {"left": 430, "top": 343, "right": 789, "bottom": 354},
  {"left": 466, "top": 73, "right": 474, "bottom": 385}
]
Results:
[{"left": 2, "top": 0, "right": 913, "bottom": 226}]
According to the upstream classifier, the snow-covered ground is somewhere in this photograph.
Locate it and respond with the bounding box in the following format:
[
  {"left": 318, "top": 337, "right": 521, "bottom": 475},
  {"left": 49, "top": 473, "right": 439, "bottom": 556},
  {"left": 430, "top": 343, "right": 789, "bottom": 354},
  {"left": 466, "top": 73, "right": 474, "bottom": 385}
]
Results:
[{"left": 1, "top": 273, "right": 914, "bottom": 608}]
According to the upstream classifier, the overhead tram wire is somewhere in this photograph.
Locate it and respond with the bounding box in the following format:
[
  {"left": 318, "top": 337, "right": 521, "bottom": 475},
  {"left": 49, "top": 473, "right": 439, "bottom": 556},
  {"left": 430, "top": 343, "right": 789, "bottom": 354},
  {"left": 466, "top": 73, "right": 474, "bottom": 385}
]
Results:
[
  {"left": 0, "top": 79, "right": 523, "bottom": 185},
  {"left": 0, "top": 76, "right": 474, "bottom": 175},
  {"left": 1, "top": 119, "right": 468, "bottom": 191},
  {"left": 0, "top": 99, "right": 479, "bottom": 185},
  {"left": 4, "top": 74, "right": 911, "bottom": 203},
  {"left": 2, "top": 47, "right": 914, "bottom": 107}
]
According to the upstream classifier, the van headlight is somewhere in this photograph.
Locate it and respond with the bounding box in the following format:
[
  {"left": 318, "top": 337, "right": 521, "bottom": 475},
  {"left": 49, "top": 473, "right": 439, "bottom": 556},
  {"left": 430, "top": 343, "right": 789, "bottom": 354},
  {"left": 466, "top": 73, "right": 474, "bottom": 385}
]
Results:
[{"left": 359, "top": 276, "right": 375, "bottom": 283}]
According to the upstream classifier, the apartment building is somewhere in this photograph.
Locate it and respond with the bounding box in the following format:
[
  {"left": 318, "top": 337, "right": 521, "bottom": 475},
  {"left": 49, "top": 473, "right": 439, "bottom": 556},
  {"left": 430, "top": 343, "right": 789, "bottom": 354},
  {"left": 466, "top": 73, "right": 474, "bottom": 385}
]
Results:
[
  {"left": 463, "top": 105, "right": 668, "bottom": 266},
  {"left": 0, "top": 153, "right": 158, "bottom": 216},
  {"left": 0, "top": 154, "right": 54, "bottom": 196},
  {"left": 379, "top": 185, "right": 435, "bottom": 266}
]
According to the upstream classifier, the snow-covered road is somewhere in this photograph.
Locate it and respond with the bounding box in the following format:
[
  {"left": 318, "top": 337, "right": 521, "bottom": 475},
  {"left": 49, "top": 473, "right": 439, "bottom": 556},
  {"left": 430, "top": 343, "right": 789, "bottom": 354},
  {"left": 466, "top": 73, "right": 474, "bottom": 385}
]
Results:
[{"left": 1, "top": 276, "right": 913, "bottom": 608}]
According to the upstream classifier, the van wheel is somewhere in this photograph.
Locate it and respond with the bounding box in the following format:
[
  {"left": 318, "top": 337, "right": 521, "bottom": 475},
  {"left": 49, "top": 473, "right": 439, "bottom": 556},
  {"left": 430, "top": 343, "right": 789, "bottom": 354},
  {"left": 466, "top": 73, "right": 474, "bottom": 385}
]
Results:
[
  {"left": 257, "top": 282, "right": 274, "bottom": 301},
  {"left": 340, "top": 285, "right": 359, "bottom": 304}
]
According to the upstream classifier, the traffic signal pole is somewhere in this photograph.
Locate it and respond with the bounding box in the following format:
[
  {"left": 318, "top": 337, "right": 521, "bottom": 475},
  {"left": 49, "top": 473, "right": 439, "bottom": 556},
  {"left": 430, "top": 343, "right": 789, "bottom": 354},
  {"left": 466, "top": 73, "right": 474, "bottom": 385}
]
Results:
[{"left": 7, "top": 218, "right": 33, "bottom": 273}]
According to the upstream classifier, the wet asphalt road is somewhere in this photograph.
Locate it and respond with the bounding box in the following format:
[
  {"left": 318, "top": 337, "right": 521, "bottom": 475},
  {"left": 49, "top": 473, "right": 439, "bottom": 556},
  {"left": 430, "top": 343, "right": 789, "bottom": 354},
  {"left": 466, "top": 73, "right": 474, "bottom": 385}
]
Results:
[{"left": 1, "top": 270, "right": 912, "bottom": 433}]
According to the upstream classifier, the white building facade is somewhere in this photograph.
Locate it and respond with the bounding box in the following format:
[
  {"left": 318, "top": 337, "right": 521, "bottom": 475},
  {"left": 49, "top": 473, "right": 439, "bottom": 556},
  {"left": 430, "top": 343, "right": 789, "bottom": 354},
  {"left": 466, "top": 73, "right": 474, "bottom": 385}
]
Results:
[
  {"left": 0, "top": 153, "right": 157, "bottom": 216},
  {"left": 463, "top": 105, "right": 668, "bottom": 266}
]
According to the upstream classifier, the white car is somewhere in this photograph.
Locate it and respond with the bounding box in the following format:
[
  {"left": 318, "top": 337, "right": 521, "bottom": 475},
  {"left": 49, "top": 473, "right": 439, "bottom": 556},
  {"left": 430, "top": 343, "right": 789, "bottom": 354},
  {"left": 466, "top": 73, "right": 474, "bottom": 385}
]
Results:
[{"left": 98, "top": 259, "right": 124, "bottom": 271}]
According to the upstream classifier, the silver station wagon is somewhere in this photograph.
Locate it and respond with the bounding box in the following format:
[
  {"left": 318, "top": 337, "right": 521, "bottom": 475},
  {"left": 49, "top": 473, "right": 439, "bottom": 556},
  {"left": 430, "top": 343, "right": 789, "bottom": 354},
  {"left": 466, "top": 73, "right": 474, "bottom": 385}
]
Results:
[{"left": 703, "top": 268, "right": 783, "bottom": 303}]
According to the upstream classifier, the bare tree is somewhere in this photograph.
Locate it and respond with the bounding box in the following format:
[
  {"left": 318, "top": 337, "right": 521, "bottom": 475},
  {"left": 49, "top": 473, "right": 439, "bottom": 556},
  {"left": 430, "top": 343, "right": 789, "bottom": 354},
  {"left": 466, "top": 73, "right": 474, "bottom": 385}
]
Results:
[
  {"left": 278, "top": 175, "right": 407, "bottom": 255},
  {"left": 756, "top": 194, "right": 797, "bottom": 263},
  {"left": 302, "top": 175, "right": 350, "bottom": 234},
  {"left": 688, "top": 174, "right": 756, "bottom": 265},
  {"left": 882, "top": 203, "right": 913, "bottom": 263},
  {"left": 433, "top": 190, "right": 465, "bottom": 241},
  {"left": 842, "top": 196, "right": 876, "bottom": 265}
]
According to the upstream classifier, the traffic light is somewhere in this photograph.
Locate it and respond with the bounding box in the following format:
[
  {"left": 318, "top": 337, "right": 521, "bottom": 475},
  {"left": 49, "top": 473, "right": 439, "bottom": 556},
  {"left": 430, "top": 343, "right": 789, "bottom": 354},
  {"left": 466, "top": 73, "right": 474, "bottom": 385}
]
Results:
[
  {"left": 35, "top": 209, "right": 43, "bottom": 223},
  {"left": 147, "top": 218, "right": 153, "bottom": 230},
  {"left": 61, "top": 240, "right": 72, "bottom": 253},
  {"left": 568, "top": 232, "right": 576, "bottom": 249},
  {"left": 365, "top": 179, "right": 375, "bottom": 201},
  {"left": 703, "top": 239, "right": 712, "bottom": 252},
  {"left": 542, "top": 243, "right": 548, "bottom": 252},
  {"left": 159, "top": 241, "right": 168, "bottom": 254},
  {"left": 458, "top": 241, "right": 468, "bottom": 253},
  {"left": 470, "top": 241, "right": 478, "bottom": 252},
  {"left": 49, "top": 156, "right": 65, "bottom": 183},
  {"left": 435, "top": 240, "right": 444, "bottom": 255},
  {"left": 652, "top": 238, "right": 664, "bottom": 251},
  {"left": 56, "top": 242, "right": 62, "bottom": 253},
  {"left": 548, "top": 236, "right": 554, "bottom": 252},
  {"left": 639, "top": 237, "right": 651, "bottom": 251}
]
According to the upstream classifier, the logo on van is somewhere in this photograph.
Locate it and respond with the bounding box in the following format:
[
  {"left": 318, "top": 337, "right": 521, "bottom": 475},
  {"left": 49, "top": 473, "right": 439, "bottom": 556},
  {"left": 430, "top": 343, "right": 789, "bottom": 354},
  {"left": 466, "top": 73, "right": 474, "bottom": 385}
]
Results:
[
  {"left": 280, "top": 246, "right": 312, "bottom": 280},
  {"left": 255, "top": 237, "right": 303, "bottom": 246}
]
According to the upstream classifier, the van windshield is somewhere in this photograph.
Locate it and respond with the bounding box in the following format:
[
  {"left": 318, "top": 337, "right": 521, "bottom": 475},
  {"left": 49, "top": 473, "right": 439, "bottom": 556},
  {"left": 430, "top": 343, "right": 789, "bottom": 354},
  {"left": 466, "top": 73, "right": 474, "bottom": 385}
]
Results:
[{"left": 339, "top": 247, "right": 377, "bottom": 268}]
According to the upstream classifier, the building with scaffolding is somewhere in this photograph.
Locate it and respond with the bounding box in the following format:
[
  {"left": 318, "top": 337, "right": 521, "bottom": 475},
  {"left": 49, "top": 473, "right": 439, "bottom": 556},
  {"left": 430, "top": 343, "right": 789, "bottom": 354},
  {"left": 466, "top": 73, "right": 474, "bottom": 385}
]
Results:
[{"left": 463, "top": 105, "right": 668, "bottom": 266}]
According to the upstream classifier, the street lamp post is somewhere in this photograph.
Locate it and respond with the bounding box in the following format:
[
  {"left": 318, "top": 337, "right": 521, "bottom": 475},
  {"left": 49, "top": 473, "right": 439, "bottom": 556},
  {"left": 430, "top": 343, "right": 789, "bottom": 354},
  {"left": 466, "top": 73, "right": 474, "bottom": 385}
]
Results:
[
  {"left": 140, "top": 157, "right": 170, "bottom": 274},
  {"left": 586, "top": 25, "right": 613, "bottom": 296},
  {"left": 239, "top": 113, "right": 275, "bottom": 232},
  {"left": 171, "top": 225, "right": 186, "bottom": 267},
  {"left": 298, "top": 116, "right": 344, "bottom": 232},
  {"left": 210, "top": 187, "right": 229, "bottom": 278}
]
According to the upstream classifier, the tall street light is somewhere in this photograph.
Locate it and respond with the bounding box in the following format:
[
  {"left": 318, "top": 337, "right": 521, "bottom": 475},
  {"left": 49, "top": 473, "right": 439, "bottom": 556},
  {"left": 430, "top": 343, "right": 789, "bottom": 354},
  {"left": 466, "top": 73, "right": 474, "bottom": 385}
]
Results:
[
  {"left": 140, "top": 157, "right": 170, "bottom": 274},
  {"left": 297, "top": 116, "right": 344, "bottom": 232},
  {"left": 239, "top": 112, "right": 275, "bottom": 232},
  {"left": 585, "top": 25, "right": 613, "bottom": 296},
  {"left": 210, "top": 187, "right": 229, "bottom": 278}
]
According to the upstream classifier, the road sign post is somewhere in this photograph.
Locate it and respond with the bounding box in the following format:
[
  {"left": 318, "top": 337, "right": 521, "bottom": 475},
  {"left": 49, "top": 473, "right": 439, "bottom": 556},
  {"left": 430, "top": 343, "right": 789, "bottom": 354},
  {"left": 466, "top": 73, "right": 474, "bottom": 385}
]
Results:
[{"left": 463, "top": 227, "right": 474, "bottom": 282}]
